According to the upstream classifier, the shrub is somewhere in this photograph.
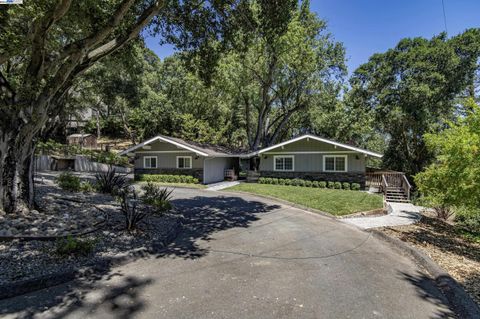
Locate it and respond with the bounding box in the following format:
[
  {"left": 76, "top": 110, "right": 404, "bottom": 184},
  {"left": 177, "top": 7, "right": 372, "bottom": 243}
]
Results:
[
  {"left": 118, "top": 187, "right": 148, "bottom": 231},
  {"left": 138, "top": 174, "right": 198, "bottom": 184},
  {"left": 284, "top": 178, "right": 292, "bottom": 186},
  {"left": 297, "top": 179, "right": 306, "bottom": 187},
  {"left": 278, "top": 178, "right": 286, "bottom": 185},
  {"left": 55, "top": 236, "right": 95, "bottom": 257},
  {"left": 455, "top": 207, "right": 480, "bottom": 233},
  {"left": 305, "top": 180, "right": 313, "bottom": 187},
  {"left": 272, "top": 178, "right": 279, "bottom": 185},
  {"left": 56, "top": 172, "right": 81, "bottom": 192},
  {"left": 79, "top": 181, "right": 95, "bottom": 193},
  {"left": 334, "top": 182, "right": 342, "bottom": 189},
  {"left": 351, "top": 183, "right": 361, "bottom": 191},
  {"left": 258, "top": 177, "right": 266, "bottom": 184},
  {"left": 95, "top": 167, "right": 129, "bottom": 195},
  {"left": 312, "top": 181, "right": 319, "bottom": 188},
  {"left": 265, "top": 178, "right": 273, "bottom": 184},
  {"left": 327, "top": 181, "right": 335, "bottom": 189},
  {"left": 342, "top": 182, "right": 351, "bottom": 190},
  {"left": 319, "top": 181, "right": 327, "bottom": 188},
  {"left": 141, "top": 182, "right": 173, "bottom": 213}
]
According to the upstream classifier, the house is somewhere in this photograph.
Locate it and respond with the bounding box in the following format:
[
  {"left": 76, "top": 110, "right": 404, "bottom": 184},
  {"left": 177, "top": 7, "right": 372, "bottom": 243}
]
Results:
[
  {"left": 67, "top": 133, "right": 97, "bottom": 149},
  {"left": 119, "top": 134, "right": 382, "bottom": 187},
  {"left": 118, "top": 135, "right": 242, "bottom": 184}
]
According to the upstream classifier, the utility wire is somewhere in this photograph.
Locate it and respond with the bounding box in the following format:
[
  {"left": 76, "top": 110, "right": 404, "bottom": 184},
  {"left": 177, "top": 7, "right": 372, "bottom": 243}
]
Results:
[{"left": 441, "top": 0, "right": 448, "bottom": 34}]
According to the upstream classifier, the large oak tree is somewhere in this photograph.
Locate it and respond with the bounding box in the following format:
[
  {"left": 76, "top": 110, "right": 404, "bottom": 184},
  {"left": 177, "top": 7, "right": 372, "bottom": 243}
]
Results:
[{"left": 0, "top": 0, "right": 242, "bottom": 214}]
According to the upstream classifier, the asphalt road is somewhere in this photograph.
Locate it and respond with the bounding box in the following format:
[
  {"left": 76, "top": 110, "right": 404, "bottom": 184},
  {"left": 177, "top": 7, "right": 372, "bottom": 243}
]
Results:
[{"left": 0, "top": 188, "right": 454, "bottom": 319}]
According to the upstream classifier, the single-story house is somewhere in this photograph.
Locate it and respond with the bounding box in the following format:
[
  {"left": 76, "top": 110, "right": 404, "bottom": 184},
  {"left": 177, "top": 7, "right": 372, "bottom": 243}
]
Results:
[
  {"left": 67, "top": 133, "right": 97, "bottom": 149},
  {"left": 119, "top": 134, "right": 382, "bottom": 187}
]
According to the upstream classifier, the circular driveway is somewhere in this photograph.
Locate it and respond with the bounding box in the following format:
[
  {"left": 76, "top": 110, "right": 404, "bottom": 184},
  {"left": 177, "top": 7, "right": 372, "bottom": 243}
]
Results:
[{"left": 0, "top": 188, "right": 454, "bottom": 318}]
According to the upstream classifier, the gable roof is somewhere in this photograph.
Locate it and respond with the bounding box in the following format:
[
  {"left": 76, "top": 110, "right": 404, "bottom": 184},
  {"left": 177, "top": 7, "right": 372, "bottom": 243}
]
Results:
[
  {"left": 256, "top": 134, "right": 382, "bottom": 158},
  {"left": 118, "top": 135, "right": 239, "bottom": 157}
]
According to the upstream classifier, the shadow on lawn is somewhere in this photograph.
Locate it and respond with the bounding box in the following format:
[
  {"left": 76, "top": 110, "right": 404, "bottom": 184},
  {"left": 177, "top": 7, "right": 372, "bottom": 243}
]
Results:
[{"left": 156, "top": 195, "right": 281, "bottom": 259}]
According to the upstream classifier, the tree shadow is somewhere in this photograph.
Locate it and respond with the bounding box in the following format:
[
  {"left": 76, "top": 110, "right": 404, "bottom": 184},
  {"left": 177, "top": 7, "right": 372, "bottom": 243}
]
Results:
[
  {"left": 399, "top": 271, "right": 455, "bottom": 319},
  {"left": 0, "top": 269, "right": 152, "bottom": 319},
  {"left": 154, "top": 195, "right": 281, "bottom": 259}
]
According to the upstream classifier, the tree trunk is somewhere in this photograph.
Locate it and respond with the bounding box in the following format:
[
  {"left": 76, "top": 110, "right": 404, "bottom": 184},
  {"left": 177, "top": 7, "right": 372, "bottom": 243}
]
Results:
[{"left": 0, "top": 130, "right": 36, "bottom": 214}]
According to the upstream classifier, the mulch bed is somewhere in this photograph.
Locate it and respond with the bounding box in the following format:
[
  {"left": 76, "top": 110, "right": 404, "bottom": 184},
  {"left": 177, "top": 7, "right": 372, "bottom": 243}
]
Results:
[{"left": 378, "top": 215, "right": 480, "bottom": 306}]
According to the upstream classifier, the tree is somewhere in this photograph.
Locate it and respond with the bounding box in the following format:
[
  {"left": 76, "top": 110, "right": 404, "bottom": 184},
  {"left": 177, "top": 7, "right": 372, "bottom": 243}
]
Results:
[
  {"left": 349, "top": 29, "right": 480, "bottom": 177},
  {"left": 415, "top": 98, "right": 480, "bottom": 220},
  {"left": 213, "top": 0, "right": 345, "bottom": 150},
  {"left": 0, "top": 0, "right": 243, "bottom": 214}
]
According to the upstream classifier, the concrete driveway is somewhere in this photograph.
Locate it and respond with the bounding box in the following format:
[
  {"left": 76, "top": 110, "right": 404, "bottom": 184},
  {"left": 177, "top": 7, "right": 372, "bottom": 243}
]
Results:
[{"left": 0, "top": 188, "right": 454, "bottom": 318}]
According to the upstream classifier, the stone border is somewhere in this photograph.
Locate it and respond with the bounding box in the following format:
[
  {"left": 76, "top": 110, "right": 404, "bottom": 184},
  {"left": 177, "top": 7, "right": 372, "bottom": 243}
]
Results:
[
  {"left": 368, "top": 229, "right": 480, "bottom": 319},
  {"left": 0, "top": 217, "right": 183, "bottom": 300}
]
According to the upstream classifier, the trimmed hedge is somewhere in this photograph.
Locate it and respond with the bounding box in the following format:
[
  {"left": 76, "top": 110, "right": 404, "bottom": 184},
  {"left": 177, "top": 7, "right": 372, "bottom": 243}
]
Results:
[
  {"left": 139, "top": 174, "right": 199, "bottom": 184},
  {"left": 257, "top": 177, "right": 361, "bottom": 191}
]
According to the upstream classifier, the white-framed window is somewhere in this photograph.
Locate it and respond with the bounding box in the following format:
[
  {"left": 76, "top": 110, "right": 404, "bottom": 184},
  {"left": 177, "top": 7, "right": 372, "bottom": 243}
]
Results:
[
  {"left": 274, "top": 155, "right": 294, "bottom": 171},
  {"left": 144, "top": 156, "right": 157, "bottom": 168},
  {"left": 323, "top": 155, "right": 347, "bottom": 172},
  {"left": 176, "top": 156, "right": 192, "bottom": 169}
]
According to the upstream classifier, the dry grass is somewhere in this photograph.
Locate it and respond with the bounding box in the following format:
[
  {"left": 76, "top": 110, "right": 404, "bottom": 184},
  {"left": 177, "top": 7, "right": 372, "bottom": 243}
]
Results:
[{"left": 379, "top": 216, "right": 480, "bottom": 305}]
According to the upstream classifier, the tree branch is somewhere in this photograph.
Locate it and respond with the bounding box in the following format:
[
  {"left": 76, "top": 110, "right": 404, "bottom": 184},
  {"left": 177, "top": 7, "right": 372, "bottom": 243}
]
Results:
[{"left": 58, "top": 0, "right": 136, "bottom": 61}]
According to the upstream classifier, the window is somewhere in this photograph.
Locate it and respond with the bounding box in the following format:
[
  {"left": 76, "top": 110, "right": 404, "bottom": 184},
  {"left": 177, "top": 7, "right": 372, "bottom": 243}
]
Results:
[
  {"left": 144, "top": 156, "right": 157, "bottom": 168},
  {"left": 177, "top": 156, "right": 192, "bottom": 169},
  {"left": 274, "top": 156, "right": 294, "bottom": 171},
  {"left": 323, "top": 155, "right": 347, "bottom": 172}
]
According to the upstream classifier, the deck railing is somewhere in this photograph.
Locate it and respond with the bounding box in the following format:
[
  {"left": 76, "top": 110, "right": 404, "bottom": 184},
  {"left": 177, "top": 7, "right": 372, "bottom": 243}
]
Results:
[{"left": 367, "top": 171, "right": 411, "bottom": 200}]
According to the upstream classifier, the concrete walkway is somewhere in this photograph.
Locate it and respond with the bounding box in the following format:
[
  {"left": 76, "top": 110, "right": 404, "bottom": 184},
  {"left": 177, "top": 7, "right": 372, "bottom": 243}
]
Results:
[
  {"left": 342, "top": 202, "right": 422, "bottom": 229},
  {"left": 206, "top": 180, "right": 241, "bottom": 191}
]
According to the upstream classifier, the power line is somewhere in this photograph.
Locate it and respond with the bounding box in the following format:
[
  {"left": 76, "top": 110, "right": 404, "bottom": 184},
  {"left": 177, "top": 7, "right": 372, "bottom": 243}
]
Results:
[{"left": 441, "top": 0, "right": 448, "bottom": 34}]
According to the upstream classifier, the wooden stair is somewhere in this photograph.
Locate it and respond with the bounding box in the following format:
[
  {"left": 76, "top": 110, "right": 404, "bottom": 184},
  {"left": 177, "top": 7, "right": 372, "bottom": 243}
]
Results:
[{"left": 385, "top": 187, "right": 410, "bottom": 203}]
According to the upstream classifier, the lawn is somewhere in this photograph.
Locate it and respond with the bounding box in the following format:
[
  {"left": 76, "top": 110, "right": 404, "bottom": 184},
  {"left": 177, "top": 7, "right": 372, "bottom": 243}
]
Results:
[{"left": 226, "top": 183, "right": 383, "bottom": 216}]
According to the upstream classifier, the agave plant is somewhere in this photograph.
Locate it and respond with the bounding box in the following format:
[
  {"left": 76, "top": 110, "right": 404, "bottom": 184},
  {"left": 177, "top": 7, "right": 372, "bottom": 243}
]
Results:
[{"left": 95, "top": 166, "right": 129, "bottom": 195}]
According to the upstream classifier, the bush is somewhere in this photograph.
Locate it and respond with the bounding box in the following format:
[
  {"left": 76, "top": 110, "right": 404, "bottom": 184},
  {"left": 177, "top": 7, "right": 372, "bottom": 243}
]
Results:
[
  {"left": 79, "top": 181, "right": 95, "bottom": 193},
  {"left": 284, "top": 178, "right": 292, "bottom": 186},
  {"left": 265, "top": 178, "right": 273, "bottom": 184},
  {"left": 334, "top": 182, "right": 342, "bottom": 189},
  {"left": 258, "top": 177, "right": 266, "bottom": 184},
  {"left": 118, "top": 187, "right": 148, "bottom": 231},
  {"left": 305, "top": 180, "right": 313, "bottom": 187},
  {"left": 342, "top": 182, "right": 350, "bottom": 190},
  {"left": 138, "top": 174, "right": 199, "bottom": 184},
  {"left": 55, "top": 236, "right": 95, "bottom": 257},
  {"left": 272, "top": 178, "right": 279, "bottom": 185},
  {"left": 455, "top": 207, "right": 480, "bottom": 233},
  {"left": 312, "top": 181, "right": 319, "bottom": 188},
  {"left": 141, "top": 182, "right": 173, "bottom": 213},
  {"left": 351, "top": 183, "right": 361, "bottom": 191},
  {"left": 327, "top": 181, "right": 335, "bottom": 189},
  {"left": 95, "top": 167, "right": 129, "bottom": 195},
  {"left": 298, "top": 179, "right": 306, "bottom": 187},
  {"left": 319, "top": 181, "right": 327, "bottom": 188},
  {"left": 56, "top": 172, "right": 81, "bottom": 192},
  {"left": 278, "top": 178, "right": 286, "bottom": 185}
]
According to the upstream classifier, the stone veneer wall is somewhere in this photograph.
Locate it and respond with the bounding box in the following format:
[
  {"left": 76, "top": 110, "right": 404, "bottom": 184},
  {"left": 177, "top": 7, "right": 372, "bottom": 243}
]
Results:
[
  {"left": 259, "top": 171, "right": 366, "bottom": 189},
  {"left": 134, "top": 168, "right": 204, "bottom": 182}
]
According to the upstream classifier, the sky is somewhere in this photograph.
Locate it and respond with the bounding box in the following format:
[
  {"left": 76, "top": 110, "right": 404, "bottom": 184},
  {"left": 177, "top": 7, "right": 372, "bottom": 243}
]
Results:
[{"left": 145, "top": 0, "right": 480, "bottom": 73}]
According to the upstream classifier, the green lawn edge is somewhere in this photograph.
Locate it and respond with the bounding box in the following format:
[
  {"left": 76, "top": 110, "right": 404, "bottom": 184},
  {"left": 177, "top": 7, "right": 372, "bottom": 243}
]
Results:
[{"left": 225, "top": 183, "right": 383, "bottom": 216}]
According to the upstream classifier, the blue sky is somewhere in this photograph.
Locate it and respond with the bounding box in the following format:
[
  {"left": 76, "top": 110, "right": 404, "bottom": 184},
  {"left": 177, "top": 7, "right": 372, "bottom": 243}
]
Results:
[{"left": 145, "top": 0, "right": 480, "bottom": 73}]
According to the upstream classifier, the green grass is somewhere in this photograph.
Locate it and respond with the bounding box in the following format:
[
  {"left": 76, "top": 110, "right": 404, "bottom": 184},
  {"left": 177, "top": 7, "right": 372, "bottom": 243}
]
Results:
[
  {"left": 135, "top": 181, "right": 207, "bottom": 189},
  {"left": 226, "top": 183, "right": 383, "bottom": 216}
]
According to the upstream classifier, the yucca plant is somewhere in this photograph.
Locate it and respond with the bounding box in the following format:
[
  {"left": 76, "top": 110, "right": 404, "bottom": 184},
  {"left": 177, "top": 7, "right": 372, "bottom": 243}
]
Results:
[
  {"left": 141, "top": 182, "right": 173, "bottom": 213},
  {"left": 95, "top": 166, "right": 129, "bottom": 195}
]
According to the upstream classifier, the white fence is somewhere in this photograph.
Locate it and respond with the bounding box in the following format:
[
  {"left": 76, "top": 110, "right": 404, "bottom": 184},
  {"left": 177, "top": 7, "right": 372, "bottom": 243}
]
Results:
[{"left": 35, "top": 155, "right": 132, "bottom": 174}]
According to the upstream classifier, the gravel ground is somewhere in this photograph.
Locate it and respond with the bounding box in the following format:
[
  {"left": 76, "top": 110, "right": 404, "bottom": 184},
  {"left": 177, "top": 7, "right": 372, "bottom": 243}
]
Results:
[
  {"left": 0, "top": 173, "right": 181, "bottom": 286},
  {"left": 378, "top": 215, "right": 480, "bottom": 306}
]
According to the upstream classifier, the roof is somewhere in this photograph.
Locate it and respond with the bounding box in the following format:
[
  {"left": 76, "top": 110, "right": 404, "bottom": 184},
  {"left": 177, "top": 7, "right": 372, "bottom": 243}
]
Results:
[
  {"left": 67, "top": 134, "right": 94, "bottom": 138},
  {"left": 119, "top": 134, "right": 382, "bottom": 158},
  {"left": 256, "top": 134, "right": 383, "bottom": 158},
  {"left": 118, "top": 135, "right": 240, "bottom": 157}
]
